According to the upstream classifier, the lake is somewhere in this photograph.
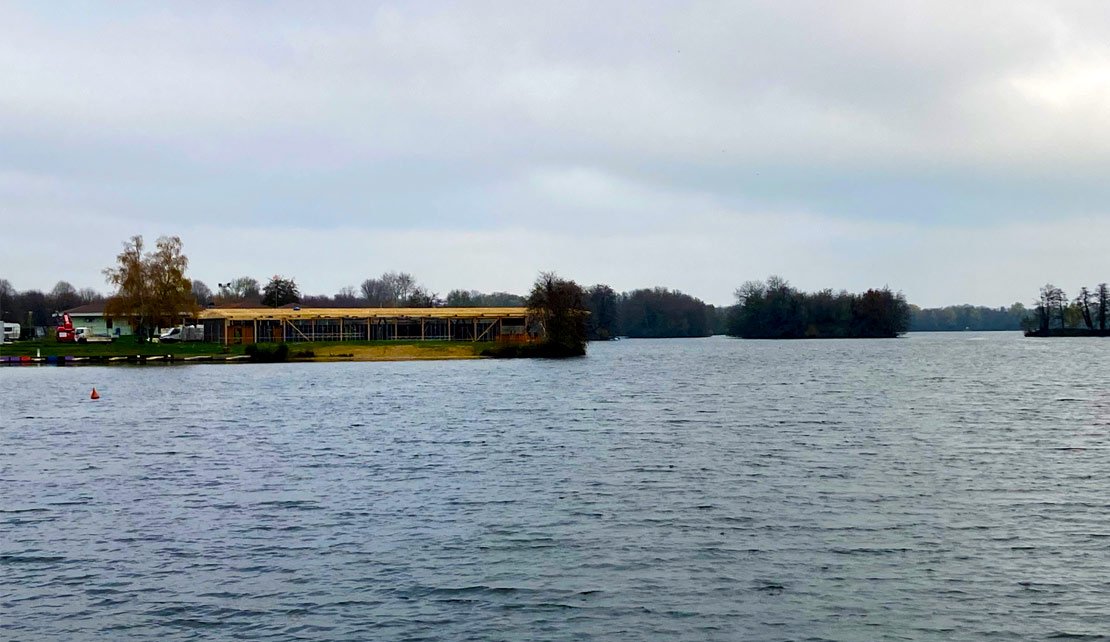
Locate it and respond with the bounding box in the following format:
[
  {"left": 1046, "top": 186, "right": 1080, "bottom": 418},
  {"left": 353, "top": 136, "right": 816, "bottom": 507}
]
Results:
[{"left": 2, "top": 333, "right": 1109, "bottom": 640}]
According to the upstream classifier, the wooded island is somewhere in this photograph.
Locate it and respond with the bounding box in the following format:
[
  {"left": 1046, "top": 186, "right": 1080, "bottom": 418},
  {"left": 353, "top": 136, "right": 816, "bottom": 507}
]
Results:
[{"left": 1024, "top": 283, "right": 1109, "bottom": 337}]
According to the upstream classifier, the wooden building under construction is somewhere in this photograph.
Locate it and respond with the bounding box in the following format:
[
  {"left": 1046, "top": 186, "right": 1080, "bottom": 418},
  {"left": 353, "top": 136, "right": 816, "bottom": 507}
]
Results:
[{"left": 197, "top": 306, "right": 533, "bottom": 345}]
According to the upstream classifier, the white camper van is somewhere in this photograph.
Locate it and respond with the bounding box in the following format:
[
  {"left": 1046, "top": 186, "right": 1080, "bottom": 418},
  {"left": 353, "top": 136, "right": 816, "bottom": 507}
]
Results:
[
  {"left": 159, "top": 325, "right": 204, "bottom": 343},
  {"left": 2, "top": 322, "right": 20, "bottom": 343}
]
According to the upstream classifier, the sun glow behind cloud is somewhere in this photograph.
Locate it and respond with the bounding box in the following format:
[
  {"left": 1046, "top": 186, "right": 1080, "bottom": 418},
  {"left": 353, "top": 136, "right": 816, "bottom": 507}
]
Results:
[{"left": 1012, "top": 54, "right": 1110, "bottom": 110}]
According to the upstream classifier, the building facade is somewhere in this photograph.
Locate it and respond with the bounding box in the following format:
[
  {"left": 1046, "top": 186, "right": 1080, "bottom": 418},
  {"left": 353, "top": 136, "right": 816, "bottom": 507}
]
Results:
[{"left": 63, "top": 302, "right": 134, "bottom": 337}]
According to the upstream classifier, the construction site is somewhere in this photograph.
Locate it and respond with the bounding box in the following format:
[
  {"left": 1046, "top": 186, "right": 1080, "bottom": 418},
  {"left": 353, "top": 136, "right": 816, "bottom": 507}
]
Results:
[{"left": 196, "top": 307, "right": 533, "bottom": 345}]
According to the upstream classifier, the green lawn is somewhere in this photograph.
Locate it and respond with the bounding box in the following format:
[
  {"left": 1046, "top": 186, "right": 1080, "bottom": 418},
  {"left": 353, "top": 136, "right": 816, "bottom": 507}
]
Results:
[{"left": 0, "top": 336, "right": 243, "bottom": 358}]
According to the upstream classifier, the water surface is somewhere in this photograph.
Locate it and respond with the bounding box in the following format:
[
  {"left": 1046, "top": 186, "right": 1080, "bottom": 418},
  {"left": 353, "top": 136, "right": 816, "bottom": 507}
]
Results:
[{"left": 2, "top": 333, "right": 1109, "bottom": 640}]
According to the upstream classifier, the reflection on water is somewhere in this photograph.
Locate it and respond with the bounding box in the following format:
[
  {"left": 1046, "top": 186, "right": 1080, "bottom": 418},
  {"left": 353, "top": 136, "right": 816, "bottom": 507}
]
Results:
[{"left": 2, "top": 333, "right": 1109, "bottom": 640}]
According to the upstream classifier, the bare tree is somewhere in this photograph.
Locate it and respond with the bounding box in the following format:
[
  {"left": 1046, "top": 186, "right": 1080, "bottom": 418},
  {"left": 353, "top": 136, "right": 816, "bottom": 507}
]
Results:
[
  {"left": 361, "top": 272, "right": 425, "bottom": 306},
  {"left": 1075, "top": 287, "right": 1095, "bottom": 330},
  {"left": 219, "top": 276, "right": 260, "bottom": 302},
  {"left": 382, "top": 272, "right": 418, "bottom": 303},
  {"left": 334, "top": 286, "right": 361, "bottom": 306},
  {"left": 1098, "top": 283, "right": 1109, "bottom": 331},
  {"left": 360, "top": 277, "right": 392, "bottom": 306},
  {"left": 191, "top": 280, "right": 213, "bottom": 306},
  {"left": 77, "top": 287, "right": 101, "bottom": 304},
  {"left": 50, "top": 281, "right": 80, "bottom": 312},
  {"left": 1037, "top": 284, "right": 1067, "bottom": 331}
]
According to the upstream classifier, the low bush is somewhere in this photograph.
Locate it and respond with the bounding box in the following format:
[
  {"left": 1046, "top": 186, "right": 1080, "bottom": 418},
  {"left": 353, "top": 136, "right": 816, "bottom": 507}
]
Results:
[
  {"left": 244, "top": 343, "right": 290, "bottom": 362},
  {"left": 481, "top": 341, "right": 585, "bottom": 359}
]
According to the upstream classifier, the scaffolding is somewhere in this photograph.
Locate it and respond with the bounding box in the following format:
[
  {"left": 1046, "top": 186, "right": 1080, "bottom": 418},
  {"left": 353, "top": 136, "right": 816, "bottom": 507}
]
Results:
[{"left": 197, "top": 307, "right": 532, "bottom": 346}]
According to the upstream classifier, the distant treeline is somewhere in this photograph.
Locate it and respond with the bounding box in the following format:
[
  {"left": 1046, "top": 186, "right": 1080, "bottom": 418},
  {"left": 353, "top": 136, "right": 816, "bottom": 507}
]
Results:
[
  {"left": 725, "top": 277, "right": 909, "bottom": 339},
  {"left": 25, "top": 262, "right": 1101, "bottom": 343},
  {"left": 0, "top": 272, "right": 903, "bottom": 342},
  {"left": 583, "top": 278, "right": 910, "bottom": 340},
  {"left": 583, "top": 286, "right": 724, "bottom": 340},
  {"left": 0, "top": 279, "right": 102, "bottom": 328},
  {"left": 909, "top": 304, "right": 1026, "bottom": 331},
  {"left": 225, "top": 273, "right": 528, "bottom": 309}
]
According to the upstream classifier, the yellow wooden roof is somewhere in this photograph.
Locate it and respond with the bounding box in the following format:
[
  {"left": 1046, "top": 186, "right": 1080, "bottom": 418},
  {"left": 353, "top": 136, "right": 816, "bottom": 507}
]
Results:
[{"left": 198, "top": 307, "right": 529, "bottom": 321}]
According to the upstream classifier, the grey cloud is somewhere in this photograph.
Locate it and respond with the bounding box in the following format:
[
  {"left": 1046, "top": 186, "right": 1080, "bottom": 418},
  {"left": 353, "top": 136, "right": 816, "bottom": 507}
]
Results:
[{"left": 1, "top": 1, "right": 1108, "bottom": 305}]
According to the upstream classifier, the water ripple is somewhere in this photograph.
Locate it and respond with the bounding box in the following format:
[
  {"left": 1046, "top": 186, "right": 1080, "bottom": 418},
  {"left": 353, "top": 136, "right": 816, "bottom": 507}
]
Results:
[{"left": 1, "top": 333, "right": 1109, "bottom": 640}]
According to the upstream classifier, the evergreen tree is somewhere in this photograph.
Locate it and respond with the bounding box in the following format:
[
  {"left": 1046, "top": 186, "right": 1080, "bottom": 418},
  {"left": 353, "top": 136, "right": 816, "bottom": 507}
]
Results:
[{"left": 262, "top": 275, "right": 301, "bottom": 307}]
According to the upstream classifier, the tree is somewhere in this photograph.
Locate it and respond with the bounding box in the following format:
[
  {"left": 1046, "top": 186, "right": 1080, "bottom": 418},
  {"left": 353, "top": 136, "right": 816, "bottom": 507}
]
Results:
[
  {"left": 728, "top": 277, "right": 796, "bottom": 338},
  {"left": 1074, "top": 287, "right": 1095, "bottom": 330},
  {"left": 77, "top": 287, "right": 102, "bottom": 304},
  {"left": 619, "top": 287, "right": 712, "bottom": 338},
  {"left": 1098, "top": 283, "right": 1109, "bottom": 331},
  {"left": 381, "top": 271, "right": 417, "bottom": 303},
  {"left": 707, "top": 304, "right": 732, "bottom": 335},
  {"left": 50, "top": 281, "right": 80, "bottom": 312},
  {"left": 734, "top": 280, "right": 767, "bottom": 306},
  {"left": 1036, "top": 284, "right": 1067, "bottom": 331},
  {"left": 404, "top": 286, "right": 439, "bottom": 307},
  {"left": 728, "top": 277, "right": 908, "bottom": 338},
  {"left": 191, "top": 280, "right": 213, "bottom": 306},
  {"left": 0, "top": 278, "right": 16, "bottom": 322},
  {"left": 360, "top": 271, "right": 430, "bottom": 306},
  {"left": 334, "top": 286, "right": 361, "bottom": 306},
  {"left": 16, "top": 290, "right": 50, "bottom": 329},
  {"left": 489, "top": 292, "right": 525, "bottom": 306},
  {"left": 219, "top": 276, "right": 260, "bottom": 302},
  {"left": 104, "top": 235, "right": 198, "bottom": 341},
  {"left": 262, "top": 275, "right": 301, "bottom": 307},
  {"left": 585, "top": 284, "right": 619, "bottom": 340},
  {"left": 909, "top": 304, "right": 1026, "bottom": 331},
  {"left": 445, "top": 289, "right": 476, "bottom": 306},
  {"left": 104, "top": 236, "right": 147, "bottom": 335},
  {"left": 360, "top": 277, "right": 392, "bottom": 306},
  {"left": 445, "top": 289, "right": 525, "bottom": 307},
  {"left": 851, "top": 288, "right": 910, "bottom": 338},
  {"left": 526, "top": 272, "right": 587, "bottom": 357}
]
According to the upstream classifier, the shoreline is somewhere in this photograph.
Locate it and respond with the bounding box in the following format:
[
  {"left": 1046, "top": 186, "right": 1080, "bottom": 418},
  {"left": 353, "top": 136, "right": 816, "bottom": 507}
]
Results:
[
  {"left": 0, "top": 353, "right": 489, "bottom": 366},
  {"left": 0, "top": 339, "right": 497, "bottom": 365},
  {"left": 1023, "top": 328, "right": 1109, "bottom": 337}
]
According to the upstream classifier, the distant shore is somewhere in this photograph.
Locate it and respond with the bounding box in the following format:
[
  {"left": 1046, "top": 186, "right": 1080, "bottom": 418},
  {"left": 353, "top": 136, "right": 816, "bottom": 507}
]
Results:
[
  {"left": 0, "top": 339, "right": 496, "bottom": 365},
  {"left": 1023, "top": 329, "right": 1110, "bottom": 338}
]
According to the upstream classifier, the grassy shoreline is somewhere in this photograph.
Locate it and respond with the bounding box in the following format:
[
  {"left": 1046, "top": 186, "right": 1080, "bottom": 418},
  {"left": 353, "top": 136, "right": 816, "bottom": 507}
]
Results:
[{"left": 0, "top": 338, "right": 497, "bottom": 363}]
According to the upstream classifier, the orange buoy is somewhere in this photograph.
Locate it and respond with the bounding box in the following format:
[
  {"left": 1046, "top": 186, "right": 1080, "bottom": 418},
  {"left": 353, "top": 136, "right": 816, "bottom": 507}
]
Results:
[{"left": 90, "top": 388, "right": 100, "bottom": 400}]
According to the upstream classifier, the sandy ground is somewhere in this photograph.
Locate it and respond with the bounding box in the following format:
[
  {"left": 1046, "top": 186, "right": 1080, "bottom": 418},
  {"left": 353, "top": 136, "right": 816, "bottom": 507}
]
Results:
[{"left": 306, "top": 344, "right": 485, "bottom": 361}]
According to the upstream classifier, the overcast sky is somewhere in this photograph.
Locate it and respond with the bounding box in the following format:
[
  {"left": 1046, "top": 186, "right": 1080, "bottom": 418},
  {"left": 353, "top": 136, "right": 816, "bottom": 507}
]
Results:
[{"left": 2, "top": 1, "right": 1108, "bottom": 307}]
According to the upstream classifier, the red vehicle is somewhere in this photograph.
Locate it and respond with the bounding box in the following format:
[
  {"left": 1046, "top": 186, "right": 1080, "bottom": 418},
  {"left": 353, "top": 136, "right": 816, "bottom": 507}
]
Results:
[{"left": 56, "top": 313, "right": 76, "bottom": 343}]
